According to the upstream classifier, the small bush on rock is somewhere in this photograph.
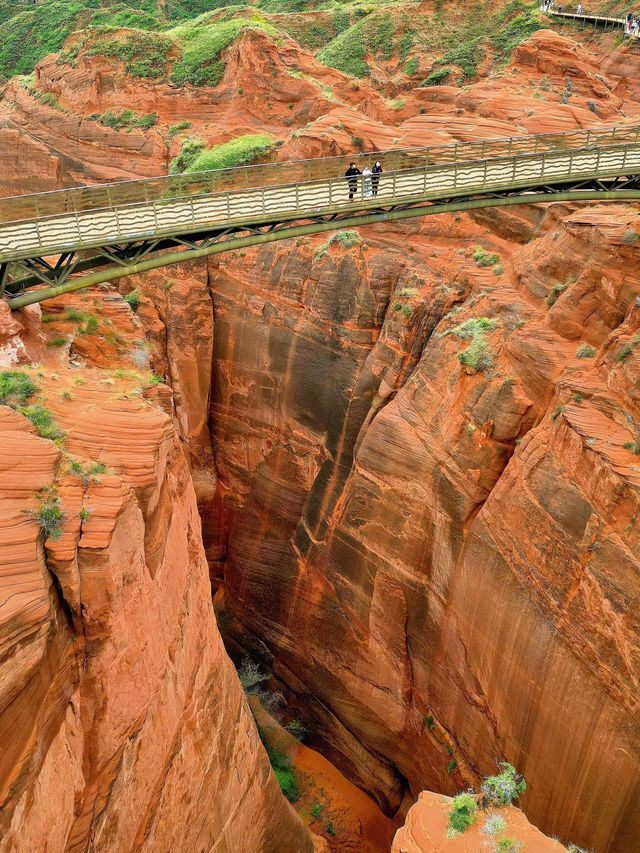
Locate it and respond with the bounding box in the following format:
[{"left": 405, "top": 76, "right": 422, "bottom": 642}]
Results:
[
  {"left": 481, "top": 762, "right": 526, "bottom": 807},
  {"left": 0, "top": 370, "right": 37, "bottom": 406},
  {"left": 448, "top": 791, "right": 477, "bottom": 835},
  {"left": 576, "top": 343, "right": 596, "bottom": 358}
]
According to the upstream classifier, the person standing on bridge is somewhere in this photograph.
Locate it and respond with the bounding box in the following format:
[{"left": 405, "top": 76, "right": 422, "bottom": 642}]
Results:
[
  {"left": 345, "top": 162, "right": 361, "bottom": 200},
  {"left": 576, "top": 2, "right": 582, "bottom": 13},
  {"left": 362, "top": 165, "right": 373, "bottom": 198},
  {"left": 372, "top": 161, "right": 383, "bottom": 196}
]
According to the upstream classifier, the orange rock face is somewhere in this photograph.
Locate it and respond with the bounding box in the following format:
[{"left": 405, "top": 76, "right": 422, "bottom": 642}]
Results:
[
  {"left": 196, "top": 202, "right": 640, "bottom": 853},
  {"left": 0, "top": 366, "right": 312, "bottom": 852}
]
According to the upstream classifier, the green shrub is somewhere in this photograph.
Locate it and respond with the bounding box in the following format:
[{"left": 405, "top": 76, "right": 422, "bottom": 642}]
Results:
[
  {"left": 424, "top": 713, "right": 435, "bottom": 730},
  {"left": 47, "top": 337, "right": 67, "bottom": 348},
  {"left": 623, "top": 440, "right": 640, "bottom": 455},
  {"left": 576, "top": 343, "right": 596, "bottom": 359},
  {"left": 79, "top": 507, "right": 92, "bottom": 523},
  {"left": 617, "top": 342, "right": 634, "bottom": 361},
  {"left": 17, "top": 404, "right": 65, "bottom": 442},
  {"left": 170, "top": 18, "right": 276, "bottom": 88},
  {"left": 447, "top": 758, "right": 457, "bottom": 774},
  {"left": 25, "top": 490, "right": 64, "bottom": 540},
  {"left": 316, "top": 230, "right": 361, "bottom": 259},
  {"left": 124, "top": 290, "right": 141, "bottom": 311},
  {"left": 169, "top": 136, "right": 205, "bottom": 174},
  {"left": 493, "top": 264, "right": 504, "bottom": 276},
  {"left": 237, "top": 657, "right": 269, "bottom": 693},
  {"left": 285, "top": 719, "right": 306, "bottom": 741},
  {"left": 481, "top": 762, "right": 526, "bottom": 806},
  {"left": 310, "top": 801, "right": 324, "bottom": 821},
  {"left": 317, "top": 20, "right": 368, "bottom": 77},
  {"left": 325, "top": 822, "right": 336, "bottom": 836},
  {"left": 435, "top": 37, "right": 484, "bottom": 81},
  {"left": 81, "top": 315, "right": 99, "bottom": 335},
  {"left": 458, "top": 333, "right": 493, "bottom": 372},
  {"left": 0, "top": 0, "right": 85, "bottom": 79},
  {"left": 188, "top": 133, "right": 275, "bottom": 172},
  {"left": 420, "top": 67, "right": 451, "bottom": 86},
  {"left": 473, "top": 246, "right": 500, "bottom": 267},
  {"left": 496, "top": 839, "right": 520, "bottom": 853},
  {"left": 448, "top": 791, "right": 477, "bottom": 835},
  {"left": 404, "top": 56, "right": 419, "bottom": 76},
  {"left": 167, "top": 120, "right": 192, "bottom": 139},
  {"left": 0, "top": 370, "right": 38, "bottom": 406},
  {"left": 63, "top": 308, "right": 86, "bottom": 322},
  {"left": 386, "top": 97, "right": 406, "bottom": 111},
  {"left": 546, "top": 282, "right": 568, "bottom": 308},
  {"left": 572, "top": 392, "right": 584, "bottom": 404},
  {"left": 449, "top": 317, "right": 498, "bottom": 339},
  {"left": 273, "top": 765, "right": 299, "bottom": 803},
  {"left": 89, "top": 29, "right": 174, "bottom": 79},
  {"left": 88, "top": 109, "right": 158, "bottom": 131},
  {"left": 482, "top": 814, "right": 506, "bottom": 836},
  {"left": 622, "top": 229, "right": 639, "bottom": 245}
]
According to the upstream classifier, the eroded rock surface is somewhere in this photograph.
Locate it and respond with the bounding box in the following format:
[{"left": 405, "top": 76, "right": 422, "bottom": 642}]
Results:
[{"left": 0, "top": 367, "right": 312, "bottom": 853}]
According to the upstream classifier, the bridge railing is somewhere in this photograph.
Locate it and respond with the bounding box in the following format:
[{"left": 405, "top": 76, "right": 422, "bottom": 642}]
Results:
[
  {"left": 2, "top": 138, "right": 639, "bottom": 263},
  {"left": 0, "top": 123, "right": 638, "bottom": 226}
]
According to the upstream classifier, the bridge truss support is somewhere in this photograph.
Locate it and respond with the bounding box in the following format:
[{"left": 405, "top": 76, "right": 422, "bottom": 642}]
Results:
[{"left": 6, "top": 180, "right": 640, "bottom": 310}]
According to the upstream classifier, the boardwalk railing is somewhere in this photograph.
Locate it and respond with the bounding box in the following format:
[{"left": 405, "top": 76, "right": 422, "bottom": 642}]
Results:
[
  {"left": 543, "top": 4, "right": 640, "bottom": 37},
  {"left": 0, "top": 123, "right": 639, "bottom": 227},
  {"left": 1, "top": 126, "right": 640, "bottom": 265}
]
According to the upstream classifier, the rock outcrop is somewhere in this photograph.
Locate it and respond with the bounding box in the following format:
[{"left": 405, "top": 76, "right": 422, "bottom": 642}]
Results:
[
  {"left": 391, "top": 790, "right": 564, "bottom": 852},
  {"left": 0, "top": 364, "right": 312, "bottom": 852}
]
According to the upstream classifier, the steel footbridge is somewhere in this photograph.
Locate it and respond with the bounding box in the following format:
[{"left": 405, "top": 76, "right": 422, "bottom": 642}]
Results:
[{"left": 2, "top": 123, "right": 640, "bottom": 309}]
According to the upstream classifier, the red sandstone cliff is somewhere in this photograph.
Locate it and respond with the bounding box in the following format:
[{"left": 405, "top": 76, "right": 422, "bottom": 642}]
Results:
[
  {"left": 0, "top": 10, "right": 639, "bottom": 853},
  {"left": 0, "top": 321, "right": 313, "bottom": 850}
]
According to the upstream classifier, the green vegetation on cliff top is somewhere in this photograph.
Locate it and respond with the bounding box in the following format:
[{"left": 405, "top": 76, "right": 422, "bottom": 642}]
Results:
[{"left": 0, "top": 0, "right": 546, "bottom": 87}]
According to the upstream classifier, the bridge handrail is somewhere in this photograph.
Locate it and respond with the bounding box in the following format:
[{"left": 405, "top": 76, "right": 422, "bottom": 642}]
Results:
[
  {"left": 0, "top": 122, "right": 639, "bottom": 225},
  {"left": 3, "top": 138, "right": 638, "bottom": 270}
]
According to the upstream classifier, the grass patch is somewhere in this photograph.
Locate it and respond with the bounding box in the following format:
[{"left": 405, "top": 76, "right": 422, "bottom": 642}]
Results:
[
  {"left": 187, "top": 133, "right": 275, "bottom": 172},
  {"left": 170, "top": 17, "right": 276, "bottom": 88},
  {"left": 473, "top": 246, "right": 500, "bottom": 268},
  {"left": 310, "top": 801, "right": 325, "bottom": 821},
  {"left": 546, "top": 282, "right": 568, "bottom": 308},
  {"left": 404, "top": 56, "right": 419, "bottom": 75},
  {"left": 169, "top": 136, "right": 205, "bottom": 174},
  {"left": 576, "top": 342, "right": 596, "bottom": 359},
  {"left": 0, "top": 370, "right": 38, "bottom": 406},
  {"left": 88, "top": 29, "right": 174, "bottom": 80},
  {"left": 167, "top": 119, "right": 192, "bottom": 139},
  {"left": 124, "top": 290, "right": 141, "bottom": 311},
  {"left": 447, "top": 317, "right": 498, "bottom": 339},
  {"left": 0, "top": 0, "right": 85, "bottom": 79},
  {"left": 87, "top": 109, "right": 158, "bottom": 131},
  {"left": 25, "top": 489, "right": 64, "bottom": 541},
  {"left": 47, "top": 337, "right": 67, "bottom": 348},
  {"left": 420, "top": 67, "right": 451, "bottom": 86},
  {"left": 18, "top": 404, "right": 65, "bottom": 443},
  {"left": 315, "top": 229, "right": 361, "bottom": 259}
]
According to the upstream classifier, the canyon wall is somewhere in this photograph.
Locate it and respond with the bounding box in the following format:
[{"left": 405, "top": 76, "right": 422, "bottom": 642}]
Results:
[
  {"left": 0, "top": 330, "right": 312, "bottom": 851},
  {"left": 196, "top": 203, "right": 640, "bottom": 853}
]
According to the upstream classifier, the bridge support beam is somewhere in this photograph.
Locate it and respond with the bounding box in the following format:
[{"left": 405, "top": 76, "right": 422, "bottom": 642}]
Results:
[{"left": 7, "top": 189, "right": 640, "bottom": 310}]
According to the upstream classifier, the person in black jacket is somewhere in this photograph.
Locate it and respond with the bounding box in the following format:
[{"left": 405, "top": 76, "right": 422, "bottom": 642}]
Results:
[
  {"left": 372, "top": 161, "right": 383, "bottom": 196},
  {"left": 344, "top": 163, "right": 361, "bottom": 200}
]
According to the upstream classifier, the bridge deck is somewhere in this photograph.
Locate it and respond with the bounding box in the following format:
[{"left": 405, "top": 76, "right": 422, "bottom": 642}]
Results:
[
  {"left": 545, "top": 5, "right": 640, "bottom": 37},
  {"left": 1, "top": 124, "right": 639, "bottom": 268}
]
